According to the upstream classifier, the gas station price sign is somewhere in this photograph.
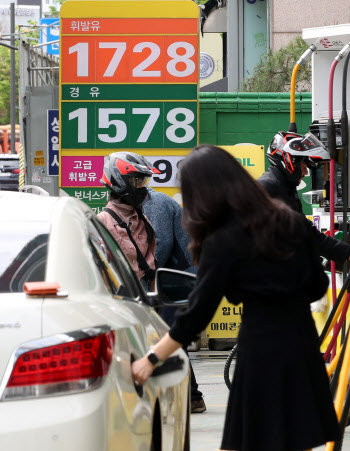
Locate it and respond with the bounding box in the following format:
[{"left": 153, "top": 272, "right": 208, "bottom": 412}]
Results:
[{"left": 59, "top": 0, "right": 200, "bottom": 204}]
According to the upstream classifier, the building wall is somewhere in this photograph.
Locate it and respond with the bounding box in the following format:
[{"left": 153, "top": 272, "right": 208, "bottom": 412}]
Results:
[{"left": 271, "top": 0, "right": 350, "bottom": 50}]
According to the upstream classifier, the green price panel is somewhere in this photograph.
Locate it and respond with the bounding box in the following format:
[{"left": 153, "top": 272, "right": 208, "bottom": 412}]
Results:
[
  {"left": 62, "top": 187, "right": 109, "bottom": 213},
  {"left": 61, "top": 101, "right": 197, "bottom": 150},
  {"left": 61, "top": 84, "right": 198, "bottom": 101}
]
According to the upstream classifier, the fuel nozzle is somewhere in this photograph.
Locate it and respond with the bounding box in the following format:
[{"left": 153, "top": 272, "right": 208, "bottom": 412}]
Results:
[
  {"left": 335, "top": 42, "right": 350, "bottom": 62},
  {"left": 296, "top": 44, "right": 316, "bottom": 65}
]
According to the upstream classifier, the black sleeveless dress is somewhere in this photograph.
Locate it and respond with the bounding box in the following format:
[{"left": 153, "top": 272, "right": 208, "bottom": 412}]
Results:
[
  {"left": 169, "top": 213, "right": 339, "bottom": 451},
  {"left": 221, "top": 301, "right": 339, "bottom": 451}
]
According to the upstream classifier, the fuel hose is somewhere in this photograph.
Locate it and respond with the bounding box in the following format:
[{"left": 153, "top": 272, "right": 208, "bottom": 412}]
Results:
[
  {"left": 319, "top": 275, "right": 350, "bottom": 345},
  {"left": 288, "top": 44, "right": 316, "bottom": 132},
  {"left": 328, "top": 58, "right": 340, "bottom": 343},
  {"left": 340, "top": 48, "right": 350, "bottom": 342}
]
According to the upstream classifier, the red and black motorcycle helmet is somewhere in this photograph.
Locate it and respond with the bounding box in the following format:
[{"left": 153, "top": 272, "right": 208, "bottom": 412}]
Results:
[
  {"left": 267, "top": 131, "right": 330, "bottom": 183},
  {"left": 100, "top": 151, "right": 156, "bottom": 196}
]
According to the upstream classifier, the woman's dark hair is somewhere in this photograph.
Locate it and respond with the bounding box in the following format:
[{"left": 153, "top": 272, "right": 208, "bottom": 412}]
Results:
[{"left": 180, "top": 145, "right": 306, "bottom": 264}]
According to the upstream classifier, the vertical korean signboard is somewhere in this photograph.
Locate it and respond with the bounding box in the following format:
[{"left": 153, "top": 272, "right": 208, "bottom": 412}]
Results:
[{"left": 59, "top": 0, "right": 199, "bottom": 213}]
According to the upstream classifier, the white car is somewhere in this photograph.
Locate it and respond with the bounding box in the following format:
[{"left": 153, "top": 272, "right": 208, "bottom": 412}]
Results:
[{"left": 0, "top": 191, "right": 193, "bottom": 451}]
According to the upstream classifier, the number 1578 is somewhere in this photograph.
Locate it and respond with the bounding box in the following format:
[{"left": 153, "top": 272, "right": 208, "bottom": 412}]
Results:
[{"left": 61, "top": 103, "right": 198, "bottom": 149}]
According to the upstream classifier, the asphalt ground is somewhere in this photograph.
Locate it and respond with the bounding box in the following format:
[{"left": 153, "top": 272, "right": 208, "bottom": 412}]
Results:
[{"left": 189, "top": 351, "right": 350, "bottom": 451}]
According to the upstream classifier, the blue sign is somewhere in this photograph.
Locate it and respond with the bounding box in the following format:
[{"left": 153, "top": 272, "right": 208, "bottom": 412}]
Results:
[
  {"left": 40, "top": 18, "right": 60, "bottom": 55},
  {"left": 48, "top": 109, "right": 59, "bottom": 176}
]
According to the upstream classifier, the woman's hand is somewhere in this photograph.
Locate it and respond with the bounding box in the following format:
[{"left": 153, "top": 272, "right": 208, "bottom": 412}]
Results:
[
  {"left": 131, "top": 355, "right": 156, "bottom": 385},
  {"left": 131, "top": 333, "right": 183, "bottom": 385}
]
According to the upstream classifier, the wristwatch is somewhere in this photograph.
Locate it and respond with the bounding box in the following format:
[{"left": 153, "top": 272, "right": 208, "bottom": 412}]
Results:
[{"left": 146, "top": 350, "right": 161, "bottom": 366}]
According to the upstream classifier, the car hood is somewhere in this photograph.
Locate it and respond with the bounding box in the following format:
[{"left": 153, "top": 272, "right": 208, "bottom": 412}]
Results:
[{"left": 0, "top": 293, "right": 42, "bottom": 388}]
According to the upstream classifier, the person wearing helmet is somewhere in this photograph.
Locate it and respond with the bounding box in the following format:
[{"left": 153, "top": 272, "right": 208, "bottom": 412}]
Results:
[
  {"left": 98, "top": 151, "right": 158, "bottom": 287},
  {"left": 258, "top": 131, "right": 350, "bottom": 264}
]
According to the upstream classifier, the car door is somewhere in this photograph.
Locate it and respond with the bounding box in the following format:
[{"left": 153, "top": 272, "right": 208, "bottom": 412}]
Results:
[
  {"left": 90, "top": 217, "right": 189, "bottom": 451},
  {"left": 87, "top": 219, "right": 161, "bottom": 446}
]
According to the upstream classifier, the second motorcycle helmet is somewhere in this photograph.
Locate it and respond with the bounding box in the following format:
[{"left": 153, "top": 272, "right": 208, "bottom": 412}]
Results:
[{"left": 267, "top": 131, "right": 330, "bottom": 184}]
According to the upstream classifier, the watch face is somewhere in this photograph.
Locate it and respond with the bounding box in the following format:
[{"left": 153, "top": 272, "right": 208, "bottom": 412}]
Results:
[{"left": 147, "top": 352, "right": 159, "bottom": 365}]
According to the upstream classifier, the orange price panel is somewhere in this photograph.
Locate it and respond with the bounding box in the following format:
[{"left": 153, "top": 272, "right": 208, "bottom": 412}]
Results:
[
  {"left": 61, "top": 18, "right": 198, "bottom": 35},
  {"left": 164, "top": 35, "right": 198, "bottom": 83},
  {"left": 95, "top": 36, "right": 131, "bottom": 83},
  {"left": 127, "top": 36, "right": 165, "bottom": 83},
  {"left": 61, "top": 36, "right": 96, "bottom": 83},
  {"left": 62, "top": 36, "right": 198, "bottom": 84}
]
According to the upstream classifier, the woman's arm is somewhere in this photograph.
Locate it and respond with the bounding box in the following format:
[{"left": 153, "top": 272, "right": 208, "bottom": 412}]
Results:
[
  {"left": 132, "top": 224, "right": 238, "bottom": 385},
  {"left": 131, "top": 332, "right": 182, "bottom": 384}
]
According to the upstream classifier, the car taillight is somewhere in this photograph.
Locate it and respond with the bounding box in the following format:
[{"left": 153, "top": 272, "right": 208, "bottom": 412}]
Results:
[
  {"left": 12, "top": 168, "right": 20, "bottom": 174},
  {"left": 2, "top": 330, "right": 115, "bottom": 401}
]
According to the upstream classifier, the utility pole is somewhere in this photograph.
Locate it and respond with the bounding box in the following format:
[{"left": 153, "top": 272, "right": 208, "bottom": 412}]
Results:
[
  {"left": 10, "top": 3, "right": 16, "bottom": 154},
  {"left": 227, "top": 0, "right": 243, "bottom": 92}
]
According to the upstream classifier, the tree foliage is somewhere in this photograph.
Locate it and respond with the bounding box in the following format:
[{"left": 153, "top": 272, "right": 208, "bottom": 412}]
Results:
[
  {"left": 0, "top": 45, "right": 18, "bottom": 124},
  {"left": 48, "top": 0, "right": 65, "bottom": 17},
  {"left": 243, "top": 37, "right": 312, "bottom": 93}
]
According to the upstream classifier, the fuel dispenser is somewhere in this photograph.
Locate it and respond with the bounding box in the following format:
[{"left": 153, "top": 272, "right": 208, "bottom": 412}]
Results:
[
  {"left": 301, "top": 25, "right": 350, "bottom": 449},
  {"left": 302, "top": 25, "right": 350, "bottom": 237}
]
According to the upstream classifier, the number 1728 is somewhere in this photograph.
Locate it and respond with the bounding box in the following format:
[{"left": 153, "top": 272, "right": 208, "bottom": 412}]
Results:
[{"left": 61, "top": 36, "right": 198, "bottom": 83}]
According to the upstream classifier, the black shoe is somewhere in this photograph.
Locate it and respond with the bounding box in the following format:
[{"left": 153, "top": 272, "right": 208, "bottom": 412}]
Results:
[{"left": 191, "top": 398, "right": 206, "bottom": 413}]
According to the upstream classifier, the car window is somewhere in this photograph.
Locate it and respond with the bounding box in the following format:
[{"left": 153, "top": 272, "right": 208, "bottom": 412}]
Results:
[
  {"left": 0, "top": 223, "right": 49, "bottom": 293},
  {"left": 93, "top": 217, "right": 145, "bottom": 300},
  {"left": 87, "top": 220, "right": 133, "bottom": 298},
  {"left": 0, "top": 157, "right": 19, "bottom": 168}
]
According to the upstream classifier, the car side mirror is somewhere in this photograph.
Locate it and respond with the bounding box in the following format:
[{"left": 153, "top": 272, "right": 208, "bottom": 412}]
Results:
[{"left": 155, "top": 268, "right": 196, "bottom": 307}]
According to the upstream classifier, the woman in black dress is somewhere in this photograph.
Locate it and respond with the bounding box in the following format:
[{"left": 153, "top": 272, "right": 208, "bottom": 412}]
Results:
[{"left": 132, "top": 145, "right": 339, "bottom": 451}]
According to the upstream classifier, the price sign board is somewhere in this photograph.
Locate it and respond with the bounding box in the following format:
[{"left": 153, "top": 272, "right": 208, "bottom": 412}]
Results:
[{"left": 59, "top": 0, "right": 199, "bottom": 208}]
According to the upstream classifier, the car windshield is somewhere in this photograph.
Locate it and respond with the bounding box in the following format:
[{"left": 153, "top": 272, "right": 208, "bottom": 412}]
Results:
[{"left": 0, "top": 223, "right": 49, "bottom": 293}]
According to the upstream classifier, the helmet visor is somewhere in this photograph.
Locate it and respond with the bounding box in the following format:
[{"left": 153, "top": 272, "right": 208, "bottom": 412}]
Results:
[
  {"left": 299, "top": 132, "right": 325, "bottom": 151},
  {"left": 287, "top": 132, "right": 330, "bottom": 164},
  {"left": 128, "top": 175, "right": 150, "bottom": 188}
]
